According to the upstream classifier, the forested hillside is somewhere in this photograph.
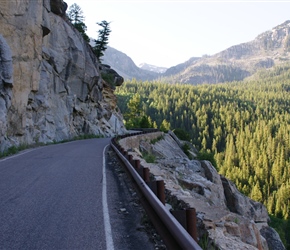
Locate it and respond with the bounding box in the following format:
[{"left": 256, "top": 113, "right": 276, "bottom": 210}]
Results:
[{"left": 116, "top": 64, "right": 290, "bottom": 248}]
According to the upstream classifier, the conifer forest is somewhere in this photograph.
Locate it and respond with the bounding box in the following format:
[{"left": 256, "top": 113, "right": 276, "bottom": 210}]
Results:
[{"left": 116, "top": 65, "right": 290, "bottom": 248}]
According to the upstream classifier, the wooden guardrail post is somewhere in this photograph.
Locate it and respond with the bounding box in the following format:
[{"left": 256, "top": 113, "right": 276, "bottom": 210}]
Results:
[
  {"left": 124, "top": 151, "right": 128, "bottom": 160},
  {"left": 157, "top": 180, "right": 165, "bottom": 205},
  {"left": 134, "top": 159, "right": 140, "bottom": 169},
  {"left": 148, "top": 180, "right": 165, "bottom": 205},
  {"left": 143, "top": 167, "right": 150, "bottom": 183},
  {"left": 186, "top": 208, "right": 197, "bottom": 241},
  {"left": 171, "top": 208, "right": 198, "bottom": 242},
  {"left": 129, "top": 154, "right": 133, "bottom": 164}
]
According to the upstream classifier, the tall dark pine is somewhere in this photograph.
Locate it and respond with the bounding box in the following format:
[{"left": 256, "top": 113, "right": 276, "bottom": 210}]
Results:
[
  {"left": 67, "top": 3, "right": 90, "bottom": 43},
  {"left": 93, "top": 21, "right": 111, "bottom": 62},
  {"left": 67, "top": 3, "right": 84, "bottom": 23}
]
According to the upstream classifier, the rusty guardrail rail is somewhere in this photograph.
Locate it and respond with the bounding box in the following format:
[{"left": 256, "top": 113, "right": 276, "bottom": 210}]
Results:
[{"left": 110, "top": 130, "right": 202, "bottom": 250}]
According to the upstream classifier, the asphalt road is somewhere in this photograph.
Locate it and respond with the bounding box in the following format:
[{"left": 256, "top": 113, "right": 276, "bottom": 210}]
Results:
[{"left": 0, "top": 138, "right": 154, "bottom": 250}]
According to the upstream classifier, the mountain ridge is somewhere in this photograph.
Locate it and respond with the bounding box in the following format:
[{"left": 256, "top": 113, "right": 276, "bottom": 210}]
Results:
[
  {"left": 138, "top": 63, "right": 167, "bottom": 73},
  {"left": 103, "top": 46, "right": 160, "bottom": 81},
  {"left": 105, "top": 20, "right": 290, "bottom": 84}
]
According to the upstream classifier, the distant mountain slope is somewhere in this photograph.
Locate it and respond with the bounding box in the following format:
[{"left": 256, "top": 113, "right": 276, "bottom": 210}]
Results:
[
  {"left": 162, "top": 57, "right": 200, "bottom": 76},
  {"left": 103, "top": 46, "right": 159, "bottom": 81},
  {"left": 103, "top": 20, "right": 290, "bottom": 84},
  {"left": 138, "top": 63, "right": 167, "bottom": 73},
  {"left": 162, "top": 20, "right": 290, "bottom": 84}
]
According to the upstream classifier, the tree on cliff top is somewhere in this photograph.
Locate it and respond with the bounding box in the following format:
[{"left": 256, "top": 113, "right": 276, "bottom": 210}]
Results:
[
  {"left": 93, "top": 21, "right": 111, "bottom": 62},
  {"left": 67, "top": 3, "right": 90, "bottom": 43}
]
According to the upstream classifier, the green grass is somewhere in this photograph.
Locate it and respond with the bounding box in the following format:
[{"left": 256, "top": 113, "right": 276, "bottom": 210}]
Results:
[
  {"left": 0, "top": 144, "right": 29, "bottom": 158},
  {"left": 142, "top": 152, "right": 156, "bottom": 163},
  {"left": 150, "top": 135, "right": 164, "bottom": 144}
]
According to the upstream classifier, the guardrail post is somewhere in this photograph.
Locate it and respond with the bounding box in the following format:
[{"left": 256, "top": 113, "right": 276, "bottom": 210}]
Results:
[
  {"left": 143, "top": 167, "right": 150, "bottom": 183},
  {"left": 134, "top": 159, "right": 140, "bottom": 169},
  {"left": 124, "top": 151, "right": 128, "bottom": 159},
  {"left": 157, "top": 180, "right": 165, "bottom": 205},
  {"left": 148, "top": 181, "right": 157, "bottom": 197},
  {"left": 171, "top": 208, "right": 198, "bottom": 242},
  {"left": 186, "top": 208, "right": 197, "bottom": 242},
  {"left": 137, "top": 165, "right": 144, "bottom": 179},
  {"left": 129, "top": 154, "right": 133, "bottom": 164},
  {"left": 148, "top": 180, "right": 165, "bottom": 205}
]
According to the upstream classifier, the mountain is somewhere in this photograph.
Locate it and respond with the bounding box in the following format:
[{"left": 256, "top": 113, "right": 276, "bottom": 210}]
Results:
[
  {"left": 104, "top": 20, "right": 290, "bottom": 85},
  {"left": 103, "top": 46, "right": 159, "bottom": 81},
  {"left": 162, "top": 20, "right": 290, "bottom": 84},
  {"left": 138, "top": 63, "right": 167, "bottom": 73}
]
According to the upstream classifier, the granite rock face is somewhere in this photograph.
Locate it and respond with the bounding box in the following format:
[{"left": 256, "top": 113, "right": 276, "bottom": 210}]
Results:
[
  {"left": 0, "top": 35, "right": 13, "bottom": 151},
  {"left": 0, "top": 0, "right": 125, "bottom": 151},
  {"left": 119, "top": 132, "right": 285, "bottom": 250}
]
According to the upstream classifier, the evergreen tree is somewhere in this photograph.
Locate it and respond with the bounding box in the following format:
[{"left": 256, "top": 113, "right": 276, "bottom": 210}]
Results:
[
  {"left": 251, "top": 182, "right": 263, "bottom": 202},
  {"left": 124, "top": 94, "right": 142, "bottom": 129},
  {"left": 139, "top": 115, "right": 155, "bottom": 128},
  {"left": 93, "top": 20, "right": 111, "bottom": 62},
  {"left": 67, "top": 3, "right": 90, "bottom": 43},
  {"left": 160, "top": 119, "right": 170, "bottom": 132}
]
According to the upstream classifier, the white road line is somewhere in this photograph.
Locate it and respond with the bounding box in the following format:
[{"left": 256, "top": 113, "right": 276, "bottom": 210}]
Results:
[{"left": 102, "top": 144, "right": 114, "bottom": 250}]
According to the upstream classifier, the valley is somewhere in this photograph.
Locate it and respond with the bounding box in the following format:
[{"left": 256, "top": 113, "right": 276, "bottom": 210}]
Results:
[{"left": 116, "top": 64, "right": 290, "bottom": 249}]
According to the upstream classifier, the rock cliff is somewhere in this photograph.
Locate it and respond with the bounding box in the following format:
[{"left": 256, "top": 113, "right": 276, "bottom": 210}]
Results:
[
  {"left": 119, "top": 132, "right": 286, "bottom": 250},
  {"left": 0, "top": 0, "right": 125, "bottom": 152}
]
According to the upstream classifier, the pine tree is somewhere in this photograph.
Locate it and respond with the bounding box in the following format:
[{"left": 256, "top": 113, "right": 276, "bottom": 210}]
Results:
[
  {"left": 160, "top": 119, "right": 170, "bottom": 132},
  {"left": 251, "top": 182, "right": 263, "bottom": 202},
  {"left": 93, "top": 20, "right": 111, "bottom": 62},
  {"left": 67, "top": 4, "right": 90, "bottom": 43},
  {"left": 139, "top": 115, "right": 155, "bottom": 128},
  {"left": 124, "top": 94, "right": 142, "bottom": 129}
]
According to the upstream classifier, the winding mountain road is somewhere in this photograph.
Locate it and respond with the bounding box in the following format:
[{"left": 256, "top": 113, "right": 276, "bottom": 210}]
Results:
[{"left": 0, "top": 138, "right": 153, "bottom": 250}]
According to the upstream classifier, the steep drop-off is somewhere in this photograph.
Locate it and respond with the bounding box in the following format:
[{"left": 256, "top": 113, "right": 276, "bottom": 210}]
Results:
[
  {"left": 0, "top": 0, "right": 125, "bottom": 152},
  {"left": 119, "top": 132, "right": 286, "bottom": 250}
]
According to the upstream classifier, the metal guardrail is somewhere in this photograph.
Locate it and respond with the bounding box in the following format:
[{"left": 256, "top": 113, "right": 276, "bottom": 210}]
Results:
[{"left": 110, "top": 131, "right": 202, "bottom": 250}]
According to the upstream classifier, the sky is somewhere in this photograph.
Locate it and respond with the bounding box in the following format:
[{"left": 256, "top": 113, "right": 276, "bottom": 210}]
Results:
[{"left": 64, "top": 0, "right": 290, "bottom": 68}]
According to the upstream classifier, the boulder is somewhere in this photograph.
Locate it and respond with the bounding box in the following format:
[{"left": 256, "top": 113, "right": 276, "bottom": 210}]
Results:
[
  {"left": 260, "top": 226, "right": 286, "bottom": 250},
  {"left": 50, "top": 0, "right": 67, "bottom": 16},
  {"left": 221, "top": 176, "right": 269, "bottom": 223},
  {"left": 100, "top": 64, "right": 124, "bottom": 89}
]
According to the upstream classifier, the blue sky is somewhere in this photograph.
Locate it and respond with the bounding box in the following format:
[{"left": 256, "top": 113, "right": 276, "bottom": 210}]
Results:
[{"left": 64, "top": 0, "right": 290, "bottom": 68}]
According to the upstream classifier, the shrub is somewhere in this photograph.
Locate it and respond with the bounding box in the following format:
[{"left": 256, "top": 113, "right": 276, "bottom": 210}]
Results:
[
  {"left": 142, "top": 152, "right": 156, "bottom": 163},
  {"left": 197, "top": 150, "right": 218, "bottom": 170},
  {"left": 173, "top": 128, "right": 190, "bottom": 141}
]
